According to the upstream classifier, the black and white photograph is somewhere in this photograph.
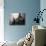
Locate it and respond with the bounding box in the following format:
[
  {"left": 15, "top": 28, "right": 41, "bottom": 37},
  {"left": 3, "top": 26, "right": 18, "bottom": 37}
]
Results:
[{"left": 9, "top": 13, "right": 25, "bottom": 25}]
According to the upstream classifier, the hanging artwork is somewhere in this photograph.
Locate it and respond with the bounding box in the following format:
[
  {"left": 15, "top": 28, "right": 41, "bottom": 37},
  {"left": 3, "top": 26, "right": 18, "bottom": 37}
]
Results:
[{"left": 9, "top": 13, "right": 25, "bottom": 25}]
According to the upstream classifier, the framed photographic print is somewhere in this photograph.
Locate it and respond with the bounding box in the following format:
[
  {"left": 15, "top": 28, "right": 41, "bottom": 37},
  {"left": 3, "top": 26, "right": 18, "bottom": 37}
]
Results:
[{"left": 9, "top": 13, "right": 25, "bottom": 25}]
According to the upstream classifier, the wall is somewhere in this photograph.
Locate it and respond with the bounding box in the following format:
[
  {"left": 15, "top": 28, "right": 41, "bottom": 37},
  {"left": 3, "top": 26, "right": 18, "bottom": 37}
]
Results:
[
  {"left": 0, "top": 0, "right": 4, "bottom": 42},
  {"left": 4, "top": 0, "right": 40, "bottom": 42},
  {"left": 40, "top": 0, "right": 46, "bottom": 27},
  {"left": 40, "top": 0, "right": 46, "bottom": 45}
]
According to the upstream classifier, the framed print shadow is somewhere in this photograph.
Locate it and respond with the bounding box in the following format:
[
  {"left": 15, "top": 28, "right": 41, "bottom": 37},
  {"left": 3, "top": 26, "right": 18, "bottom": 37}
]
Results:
[{"left": 9, "top": 13, "right": 25, "bottom": 25}]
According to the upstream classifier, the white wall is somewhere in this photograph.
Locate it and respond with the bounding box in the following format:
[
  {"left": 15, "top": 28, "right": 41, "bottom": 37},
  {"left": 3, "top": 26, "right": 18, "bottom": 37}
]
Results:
[
  {"left": 0, "top": 0, "right": 4, "bottom": 42},
  {"left": 40, "top": 0, "right": 46, "bottom": 27},
  {"left": 40, "top": 0, "right": 46, "bottom": 45}
]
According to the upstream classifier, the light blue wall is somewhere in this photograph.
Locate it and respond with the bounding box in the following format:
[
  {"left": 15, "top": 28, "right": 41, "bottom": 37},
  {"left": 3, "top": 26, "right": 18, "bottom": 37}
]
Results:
[{"left": 4, "top": 0, "right": 40, "bottom": 42}]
